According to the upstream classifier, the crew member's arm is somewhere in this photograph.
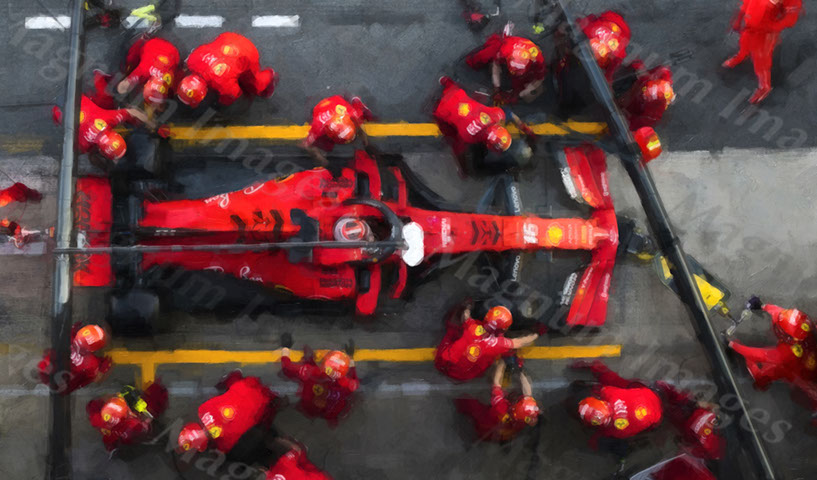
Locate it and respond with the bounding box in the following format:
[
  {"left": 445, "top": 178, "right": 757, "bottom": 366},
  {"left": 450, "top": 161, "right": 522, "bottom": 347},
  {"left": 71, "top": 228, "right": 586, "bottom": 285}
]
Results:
[
  {"left": 729, "top": 340, "right": 786, "bottom": 364},
  {"left": 300, "top": 121, "right": 330, "bottom": 167},
  {"left": 520, "top": 371, "right": 533, "bottom": 397},
  {"left": 731, "top": 1, "right": 747, "bottom": 30},
  {"left": 771, "top": 0, "right": 801, "bottom": 30},
  {"left": 503, "top": 109, "right": 537, "bottom": 140},
  {"left": 492, "top": 359, "right": 506, "bottom": 387},
  {"left": 509, "top": 333, "right": 538, "bottom": 349},
  {"left": 491, "top": 62, "right": 502, "bottom": 90}
]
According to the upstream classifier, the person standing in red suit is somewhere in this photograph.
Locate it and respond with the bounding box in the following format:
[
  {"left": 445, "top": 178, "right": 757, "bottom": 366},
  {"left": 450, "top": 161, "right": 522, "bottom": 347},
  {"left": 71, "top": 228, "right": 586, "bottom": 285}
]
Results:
[
  {"left": 37, "top": 323, "right": 112, "bottom": 394},
  {"left": 177, "top": 32, "right": 278, "bottom": 108},
  {"left": 87, "top": 380, "right": 169, "bottom": 451},
  {"left": 466, "top": 23, "right": 547, "bottom": 103},
  {"left": 263, "top": 437, "right": 333, "bottom": 480},
  {"left": 301, "top": 95, "right": 374, "bottom": 166},
  {"left": 435, "top": 302, "right": 539, "bottom": 382},
  {"left": 177, "top": 371, "right": 281, "bottom": 464},
  {"left": 455, "top": 359, "right": 540, "bottom": 443},
  {"left": 722, "top": 0, "right": 802, "bottom": 103},
  {"left": 618, "top": 60, "right": 676, "bottom": 130},
  {"left": 654, "top": 381, "right": 725, "bottom": 461},
  {"left": 572, "top": 360, "right": 663, "bottom": 451},
  {"left": 279, "top": 334, "right": 359, "bottom": 427}
]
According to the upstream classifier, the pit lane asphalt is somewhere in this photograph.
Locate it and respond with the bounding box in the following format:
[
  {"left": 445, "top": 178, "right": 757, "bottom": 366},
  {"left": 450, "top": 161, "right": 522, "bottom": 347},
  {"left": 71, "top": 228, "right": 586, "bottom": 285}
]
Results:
[{"left": 2, "top": 1, "right": 817, "bottom": 479}]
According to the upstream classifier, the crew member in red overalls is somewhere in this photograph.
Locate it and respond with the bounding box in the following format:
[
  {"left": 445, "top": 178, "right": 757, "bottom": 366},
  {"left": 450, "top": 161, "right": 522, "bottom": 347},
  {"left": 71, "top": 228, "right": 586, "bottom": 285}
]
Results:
[
  {"left": 177, "top": 32, "right": 278, "bottom": 108},
  {"left": 655, "top": 381, "right": 725, "bottom": 460},
  {"left": 434, "top": 302, "right": 539, "bottom": 382},
  {"left": 37, "top": 323, "right": 112, "bottom": 394},
  {"left": 0, "top": 182, "right": 42, "bottom": 246},
  {"left": 52, "top": 95, "right": 149, "bottom": 165},
  {"left": 572, "top": 361, "right": 663, "bottom": 452},
  {"left": 301, "top": 95, "right": 374, "bottom": 166},
  {"left": 554, "top": 11, "right": 630, "bottom": 114},
  {"left": 723, "top": 0, "right": 802, "bottom": 103},
  {"left": 618, "top": 60, "right": 676, "bottom": 130},
  {"left": 576, "top": 11, "right": 631, "bottom": 81},
  {"left": 91, "top": 37, "right": 181, "bottom": 111},
  {"left": 177, "top": 371, "right": 281, "bottom": 463},
  {"left": 264, "top": 437, "right": 333, "bottom": 480},
  {"left": 729, "top": 297, "right": 817, "bottom": 421},
  {"left": 280, "top": 334, "right": 359, "bottom": 427},
  {"left": 87, "top": 380, "right": 169, "bottom": 451},
  {"left": 466, "top": 24, "right": 547, "bottom": 103},
  {"left": 455, "top": 359, "right": 540, "bottom": 442}
]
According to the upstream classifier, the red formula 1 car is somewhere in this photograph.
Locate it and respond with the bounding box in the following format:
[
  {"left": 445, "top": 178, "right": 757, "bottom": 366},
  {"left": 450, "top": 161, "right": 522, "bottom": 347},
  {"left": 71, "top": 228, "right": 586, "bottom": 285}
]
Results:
[{"left": 73, "top": 136, "right": 640, "bottom": 335}]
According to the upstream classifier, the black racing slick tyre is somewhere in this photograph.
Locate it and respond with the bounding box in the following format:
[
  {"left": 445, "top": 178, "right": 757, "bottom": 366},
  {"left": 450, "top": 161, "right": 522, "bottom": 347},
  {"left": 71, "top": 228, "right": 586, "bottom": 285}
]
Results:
[{"left": 108, "top": 288, "right": 165, "bottom": 336}]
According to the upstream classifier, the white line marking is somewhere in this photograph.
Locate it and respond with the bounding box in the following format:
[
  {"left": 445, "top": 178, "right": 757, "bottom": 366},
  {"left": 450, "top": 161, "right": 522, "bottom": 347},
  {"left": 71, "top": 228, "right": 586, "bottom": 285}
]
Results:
[
  {"left": 25, "top": 16, "right": 70, "bottom": 30},
  {"left": 174, "top": 15, "right": 224, "bottom": 28},
  {"left": 251, "top": 15, "right": 300, "bottom": 28}
]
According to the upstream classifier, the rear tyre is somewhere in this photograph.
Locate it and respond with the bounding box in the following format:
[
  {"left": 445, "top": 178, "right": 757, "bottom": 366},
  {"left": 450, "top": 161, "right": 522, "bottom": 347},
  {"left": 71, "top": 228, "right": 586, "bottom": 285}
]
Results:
[{"left": 108, "top": 288, "right": 165, "bottom": 336}]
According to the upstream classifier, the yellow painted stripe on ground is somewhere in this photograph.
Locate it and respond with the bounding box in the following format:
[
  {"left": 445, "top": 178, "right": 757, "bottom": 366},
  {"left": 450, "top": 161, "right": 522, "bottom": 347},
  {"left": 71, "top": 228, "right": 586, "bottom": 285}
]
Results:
[
  {"left": 109, "top": 345, "right": 621, "bottom": 386},
  {"left": 165, "top": 121, "right": 606, "bottom": 141}
]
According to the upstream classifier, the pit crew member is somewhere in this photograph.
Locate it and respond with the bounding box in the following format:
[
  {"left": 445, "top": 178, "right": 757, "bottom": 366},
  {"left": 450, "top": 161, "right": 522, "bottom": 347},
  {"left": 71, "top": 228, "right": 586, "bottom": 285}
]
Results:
[
  {"left": 435, "top": 302, "right": 539, "bottom": 382},
  {"left": 301, "top": 95, "right": 374, "bottom": 166},
  {"left": 177, "top": 32, "right": 278, "bottom": 108},
  {"left": 455, "top": 358, "right": 540, "bottom": 442},
  {"left": 37, "top": 323, "right": 112, "bottom": 394},
  {"left": 722, "top": 0, "right": 802, "bottom": 103},
  {"left": 87, "top": 380, "right": 169, "bottom": 451},
  {"left": 280, "top": 334, "right": 360, "bottom": 427}
]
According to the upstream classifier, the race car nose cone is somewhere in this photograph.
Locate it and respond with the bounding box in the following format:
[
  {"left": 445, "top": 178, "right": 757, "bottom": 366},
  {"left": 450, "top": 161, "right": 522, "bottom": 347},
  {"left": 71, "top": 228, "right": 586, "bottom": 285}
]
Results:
[{"left": 400, "top": 222, "right": 424, "bottom": 267}]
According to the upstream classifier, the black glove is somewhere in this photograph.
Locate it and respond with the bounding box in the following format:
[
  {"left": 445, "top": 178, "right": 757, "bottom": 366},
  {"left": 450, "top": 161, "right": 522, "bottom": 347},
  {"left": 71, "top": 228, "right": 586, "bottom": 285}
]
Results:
[
  {"left": 344, "top": 339, "right": 355, "bottom": 357},
  {"left": 280, "top": 332, "right": 294, "bottom": 349},
  {"left": 746, "top": 296, "right": 762, "bottom": 311}
]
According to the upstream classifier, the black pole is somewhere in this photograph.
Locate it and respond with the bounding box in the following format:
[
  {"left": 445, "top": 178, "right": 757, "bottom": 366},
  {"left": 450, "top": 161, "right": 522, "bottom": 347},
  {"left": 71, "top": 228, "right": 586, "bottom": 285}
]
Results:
[
  {"left": 48, "top": 1, "right": 84, "bottom": 479},
  {"left": 554, "top": 1, "right": 777, "bottom": 479}
]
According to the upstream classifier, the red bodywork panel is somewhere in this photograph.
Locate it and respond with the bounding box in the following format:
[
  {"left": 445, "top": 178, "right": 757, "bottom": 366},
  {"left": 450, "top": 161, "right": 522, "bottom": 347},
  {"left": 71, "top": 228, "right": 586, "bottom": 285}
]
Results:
[
  {"left": 74, "top": 151, "right": 619, "bottom": 324},
  {"left": 73, "top": 177, "right": 113, "bottom": 287}
]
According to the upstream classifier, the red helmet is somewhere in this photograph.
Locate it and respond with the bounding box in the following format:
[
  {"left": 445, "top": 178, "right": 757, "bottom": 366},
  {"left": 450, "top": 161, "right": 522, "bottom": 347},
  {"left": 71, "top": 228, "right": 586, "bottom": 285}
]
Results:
[
  {"left": 578, "top": 397, "right": 611, "bottom": 427},
  {"left": 321, "top": 350, "right": 351, "bottom": 380},
  {"left": 512, "top": 396, "right": 540, "bottom": 425},
  {"left": 687, "top": 409, "right": 724, "bottom": 459},
  {"left": 485, "top": 125, "right": 512, "bottom": 152},
  {"left": 333, "top": 217, "right": 371, "bottom": 242},
  {"left": 144, "top": 76, "right": 171, "bottom": 106},
  {"left": 484, "top": 306, "right": 513, "bottom": 332},
  {"left": 774, "top": 309, "right": 813, "bottom": 342},
  {"left": 634, "top": 127, "right": 663, "bottom": 162},
  {"left": 177, "top": 74, "right": 208, "bottom": 107},
  {"left": 100, "top": 397, "right": 130, "bottom": 426},
  {"left": 326, "top": 115, "right": 357, "bottom": 144},
  {"left": 97, "top": 130, "right": 127, "bottom": 161},
  {"left": 177, "top": 422, "right": 209, "bottom": 453},
  {"left": 508, "top": 43, "right": 535, "bottom": 76},
  {"left": 73, "top": 325, "right": 107, "bottom": 352}
]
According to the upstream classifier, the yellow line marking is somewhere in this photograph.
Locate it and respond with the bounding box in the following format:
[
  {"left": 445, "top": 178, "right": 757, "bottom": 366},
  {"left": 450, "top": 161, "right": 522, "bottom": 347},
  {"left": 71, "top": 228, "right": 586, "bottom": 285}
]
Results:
[
  {"left": 109, "top": 345, "right": 621, "bottom": 386},
  {"left": 163, "top": 121, "right": 606, "bottom": 141}
]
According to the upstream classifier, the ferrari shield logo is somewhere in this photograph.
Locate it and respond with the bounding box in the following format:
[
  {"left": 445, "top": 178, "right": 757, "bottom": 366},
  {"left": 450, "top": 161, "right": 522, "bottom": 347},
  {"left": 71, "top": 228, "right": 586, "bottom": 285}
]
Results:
[
  {"left": 474, "top": 325, "right": 486, "bottom": 336},
  {"left": 313, "top": 384, "right": 326, "bottom": 396},
  {"left": 792, "top": 344, "right": 804, "bottom": 358},
  {"left": 479, "top": 112, "right": 491, "bottom": 125},
  {"left": 207, "top": 425, "right": 223, "bottom": 438},
  {"left": 547, "top": 225, "right": 563, "bottom": 245},
  {"left": 466, "top": 344, "right": 481, "bottom": 362},
  {"left": 94, "top": 119, "right": 107, "bottom": 131},
  {"left": 212, "top": 63, "right": 228, "bottom": 76},
  {"left": 614, "top": 418, "right": 629, "bottom": 430},
  {"left": 335, "top": 104, "right": 347, "bottom": 116}
]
